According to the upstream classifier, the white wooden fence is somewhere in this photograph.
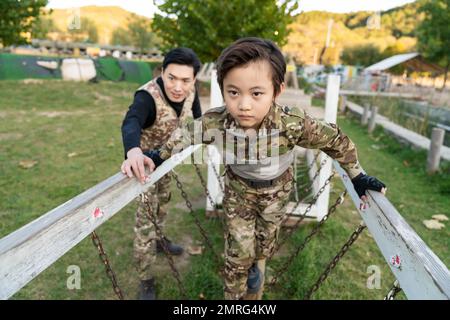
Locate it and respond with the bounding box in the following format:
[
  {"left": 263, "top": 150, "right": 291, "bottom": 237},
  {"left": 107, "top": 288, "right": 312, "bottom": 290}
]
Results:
[{"left": 1, "top": 76, "right": 449, "bottom": 300}]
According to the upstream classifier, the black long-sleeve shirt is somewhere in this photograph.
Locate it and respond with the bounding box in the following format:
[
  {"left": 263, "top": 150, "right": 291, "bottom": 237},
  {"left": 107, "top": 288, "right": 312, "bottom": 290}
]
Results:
[{"left": 121, "top": 77, "right": 202, "bottom": 157}]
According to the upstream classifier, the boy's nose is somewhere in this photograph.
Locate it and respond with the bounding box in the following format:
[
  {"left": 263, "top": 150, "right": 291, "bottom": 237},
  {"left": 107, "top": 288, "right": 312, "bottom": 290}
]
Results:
[{"left": 238, "top": 103, "right": 251, "bottom": 111}]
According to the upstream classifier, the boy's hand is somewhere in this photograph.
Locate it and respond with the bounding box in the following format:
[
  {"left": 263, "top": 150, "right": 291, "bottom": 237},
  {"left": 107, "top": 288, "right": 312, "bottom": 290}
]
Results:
[
  {"left": 351, "top": 173, "right": 387, "bottom": 204},
  {"left": 121, "top": 147, "right": 155, "bottom": 184}
]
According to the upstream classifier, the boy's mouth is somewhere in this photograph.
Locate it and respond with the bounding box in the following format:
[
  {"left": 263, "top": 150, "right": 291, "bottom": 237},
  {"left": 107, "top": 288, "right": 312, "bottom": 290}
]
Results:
[{"left": 237, "top": 115, "right": 254, "bottom": 120}]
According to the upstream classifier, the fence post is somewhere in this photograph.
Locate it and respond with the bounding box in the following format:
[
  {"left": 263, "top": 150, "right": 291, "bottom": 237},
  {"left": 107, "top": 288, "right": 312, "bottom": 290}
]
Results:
[
  {"left": 368, "top": 106, "right": 378, "bottom": 134},
  {"left": 427, "top": 128, "right": 445, "bottom": 174},
  {"left": 206, "top": 69, "right": 224, "bottom": 216},
  {"left": 339, "top": 95, "right": 347, "bottom": 113},
  {"left": 361, "top": 102, "right": 370, "bottom": 125},
  {"left": 316, "top": 74, "right": 340, "bottom": 220}
]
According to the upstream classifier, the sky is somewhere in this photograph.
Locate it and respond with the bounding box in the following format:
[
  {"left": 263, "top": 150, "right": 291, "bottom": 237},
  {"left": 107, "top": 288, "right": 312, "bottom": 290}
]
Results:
[{"left": 47, "top": 0, "right": 418, "bottom": 18}]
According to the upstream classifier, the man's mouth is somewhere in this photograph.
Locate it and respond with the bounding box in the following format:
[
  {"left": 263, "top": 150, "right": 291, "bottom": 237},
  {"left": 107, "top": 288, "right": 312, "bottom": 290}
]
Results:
[{"left": 171, "top": 92, "right": 183, "bottom": 99}]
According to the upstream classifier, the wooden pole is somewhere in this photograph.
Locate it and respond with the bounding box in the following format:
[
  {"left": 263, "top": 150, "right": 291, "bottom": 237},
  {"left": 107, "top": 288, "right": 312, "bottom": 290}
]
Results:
[
  {"left": 361, "top": 102, "right": 370, "bottom": 125},
  {"left": 368, "top": 106, "right": 378, "bottom": 134},
  {"left": 427, "top": 128, "right": 445, "bottom": 174}
]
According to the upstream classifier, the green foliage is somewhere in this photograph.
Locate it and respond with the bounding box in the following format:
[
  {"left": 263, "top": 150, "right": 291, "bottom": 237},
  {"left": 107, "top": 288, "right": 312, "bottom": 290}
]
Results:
[
  {"left": 111, "top": 27, "right": 133, "bottom": 47},
  {"left": 127, "top": 14, "right": 160, "bottom": 53},
  {"left": 112, "top": 14, "right": 160, "bottom": 53},
  {"left": 68, "top": 17, "right": 99, "bottom": 43},
  {"left": 416, "top": 0, "right": 450, "bottom": 87},
  {"left": 285, "top": 2, "right": 421, "bottom": 65},
  {"left": 152, "top": 0, "right": 298, "bottom": 62},
  {"left": 31, "top": 13, "right": 58, "bottom": 40},
  {"left": 0, "top": 0, "right": 48, "bottom": 46},
  {"left": 340, "top": 44, "right": 383, "bottom": 67}
]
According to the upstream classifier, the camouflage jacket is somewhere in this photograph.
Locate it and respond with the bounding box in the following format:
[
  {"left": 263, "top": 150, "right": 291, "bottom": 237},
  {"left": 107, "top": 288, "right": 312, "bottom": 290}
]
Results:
[{"left": 159, "top": 103, "right": 363, "bottom": 179}]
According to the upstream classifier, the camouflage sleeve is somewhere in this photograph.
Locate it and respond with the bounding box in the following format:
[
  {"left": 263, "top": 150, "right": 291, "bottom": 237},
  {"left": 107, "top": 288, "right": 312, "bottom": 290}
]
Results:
[
  {"left": 294, "top": 111, "right": 364, "bottom": 179},
  {"left": 159, "top": 107, "right": 226, "bottom": 160},
  {"left": 159, "top": 120, "right": 202, "bottom": 160}
]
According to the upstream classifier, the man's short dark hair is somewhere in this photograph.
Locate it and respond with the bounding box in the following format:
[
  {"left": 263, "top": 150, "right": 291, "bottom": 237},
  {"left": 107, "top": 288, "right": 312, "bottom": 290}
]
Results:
[
  {"left": 162, "top": 47, "right": 201, "bottom": 77},
  {"left": 216, "top": 37, "right": 286, "bottom": 97}
]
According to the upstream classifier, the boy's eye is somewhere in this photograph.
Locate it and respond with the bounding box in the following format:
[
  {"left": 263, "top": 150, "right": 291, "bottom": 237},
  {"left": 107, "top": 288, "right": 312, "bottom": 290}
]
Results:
[
  {"left": 253, "top": 92, "right": 263, "bottom": 97},
  {"left": 168, "top": 76, "right": 174, "bottom": 80},
  {"left": 228, "top": 90, "right": 239, "bottom": 96}
]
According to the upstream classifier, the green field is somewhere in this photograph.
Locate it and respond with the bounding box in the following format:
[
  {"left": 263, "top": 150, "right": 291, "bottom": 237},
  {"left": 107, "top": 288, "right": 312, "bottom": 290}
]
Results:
[{"left": 0, "top": 80, "right": 448, "bottom": 300}]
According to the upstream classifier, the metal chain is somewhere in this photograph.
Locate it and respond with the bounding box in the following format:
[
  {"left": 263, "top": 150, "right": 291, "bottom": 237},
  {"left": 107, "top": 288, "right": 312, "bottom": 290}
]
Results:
[
  {"left": 299, "top": 157, "right": 328, "bottom": 202},
  {"left": 141, "top": 193, "right": 188, "bottom": 299},
  {"left": 209, "top": 160, "right": 225, "bottom": 194},
  {"left": 193, "top": 164, "right": 226, "bottom": 229},
  {"left": 304, "top": 221, "right": 367, "bottom": 300},
  {"left": 268, "top": 191, "right": 347, "bottom": 288},
  {"left": 384, "top": 280, "right": 402, "bottom": 300},
  {"left": 171, "top": 171, "right": 222, "bottom": 265},
  {"left": 90, "top": 231, "right": 124, "bottom": 300},
  {"left": 274, "top": 171, "right": 335, "bottom": 254}
]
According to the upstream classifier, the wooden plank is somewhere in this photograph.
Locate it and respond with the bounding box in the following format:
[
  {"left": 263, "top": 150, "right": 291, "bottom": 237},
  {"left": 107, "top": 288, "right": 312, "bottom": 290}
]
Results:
[
  {"left": 0, "top": 145, "right": 201, "bottom": 300},
  {"left": 340, "top": 90, "right": 419, "bottom": 99},
  {"left": 334, "top": 161, "right": 450, "bottom": 300},
  {"left": 346, "top": 100, "right": 450, "bottom": 161}
]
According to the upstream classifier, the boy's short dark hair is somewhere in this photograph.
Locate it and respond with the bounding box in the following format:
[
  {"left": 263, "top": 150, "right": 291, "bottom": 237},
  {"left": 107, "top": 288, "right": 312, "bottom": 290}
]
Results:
[
  {"left": 162, "top": 47, "right": 201, "bottom": 77},
  {"left": 216, "top": 37, "right": 286, "bottom": 97}
]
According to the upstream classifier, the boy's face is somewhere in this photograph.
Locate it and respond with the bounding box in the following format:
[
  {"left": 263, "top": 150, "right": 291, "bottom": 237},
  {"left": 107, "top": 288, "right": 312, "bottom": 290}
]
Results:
[
  {"left": 223, "top": 60, "right": 282, "bottom": 131},
  {"left": 161, "top": 63, "right": 196, "bottom": 103}
]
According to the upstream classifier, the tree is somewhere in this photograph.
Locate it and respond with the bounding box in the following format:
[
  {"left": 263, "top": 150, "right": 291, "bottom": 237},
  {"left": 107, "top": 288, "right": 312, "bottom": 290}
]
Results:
[
  {"left": 111, "top": 15, "right": 159, "bottom": 54},
  {"left": 68, "top": 17, "right": 98, "bottom": 43},
  {"left": 128, "top": 14, "right": 159, "bottom": 54},
  {"left": 31, "top": 15, "right": 58, "bottom": 39},
  {"left": 340, "top": 44, "right": 383, "bottom": 67},
  {"left": 152, "top": 0, "right": 298, "bottom": 62},
  {"left": 111, "top": 27, "right": 133, "bottom": 46},
  {"left": 416, "top": 0, "right": 450, "bottom": 89},
  {"left": 0, "top": 0, "right": 48, "bottom": 46}
]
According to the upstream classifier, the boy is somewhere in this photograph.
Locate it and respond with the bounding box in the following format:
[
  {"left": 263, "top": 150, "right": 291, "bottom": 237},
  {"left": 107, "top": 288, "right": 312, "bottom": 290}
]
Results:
[
  {"left": 121, "top": 47, "right": 202, "bottom": 299},
  {"left": 121, "top": 38, "right": 386, "bottom": 300}
]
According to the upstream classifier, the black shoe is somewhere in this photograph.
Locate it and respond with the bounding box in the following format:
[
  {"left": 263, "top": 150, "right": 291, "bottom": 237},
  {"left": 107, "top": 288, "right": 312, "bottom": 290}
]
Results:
[
  {"left": 139, "top": 278, "right": 156, "bottom": 300},
  {"left": 247, "top": 264, "right": 262, "bottom": 294},
  {"left": 156, "top": 237, "right": 184, "bottom": 255}
]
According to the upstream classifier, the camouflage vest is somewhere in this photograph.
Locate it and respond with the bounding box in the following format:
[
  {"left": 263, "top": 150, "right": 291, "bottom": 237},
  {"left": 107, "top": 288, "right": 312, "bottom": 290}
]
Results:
[{"left": 136, "top": 78, "right": 195, "bottom": 151}]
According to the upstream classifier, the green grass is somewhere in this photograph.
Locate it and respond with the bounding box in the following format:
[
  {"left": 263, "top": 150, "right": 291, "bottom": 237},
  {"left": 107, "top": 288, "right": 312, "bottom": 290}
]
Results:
[{"left": 0, "top": 80, "right": 448, "bottom": 300}]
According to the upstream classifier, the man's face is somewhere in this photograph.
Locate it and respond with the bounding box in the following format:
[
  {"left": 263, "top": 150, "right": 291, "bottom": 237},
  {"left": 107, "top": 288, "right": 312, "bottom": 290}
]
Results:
[
  {"left": 161, "top": 63, "right": 196, "bottom": 103},
  {"left": 223, "top": 60, "right": 283, "bottom": 131}
]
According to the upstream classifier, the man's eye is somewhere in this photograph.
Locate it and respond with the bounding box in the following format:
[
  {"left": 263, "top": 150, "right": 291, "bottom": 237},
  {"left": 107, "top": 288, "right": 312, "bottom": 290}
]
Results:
[
  {"left": 253, "top": 92, "right": 263, "bottom": 97},
  {"left": 228, "top": 90, "right": 238, "bottom": 96}
]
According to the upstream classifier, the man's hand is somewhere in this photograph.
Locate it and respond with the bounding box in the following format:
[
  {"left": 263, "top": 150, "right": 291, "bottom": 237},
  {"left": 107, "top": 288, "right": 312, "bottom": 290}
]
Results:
[
  {"left": 351, "top": 173, "right": 387, "bottom": 204},
  {"left": 121, "top": 147, "right": 155, "bottom": 184}
]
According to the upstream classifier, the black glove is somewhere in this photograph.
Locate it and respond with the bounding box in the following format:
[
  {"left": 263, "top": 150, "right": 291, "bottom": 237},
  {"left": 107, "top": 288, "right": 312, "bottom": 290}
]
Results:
[{"left": 351, "top": 173, "right": 386, "bottom": 198}]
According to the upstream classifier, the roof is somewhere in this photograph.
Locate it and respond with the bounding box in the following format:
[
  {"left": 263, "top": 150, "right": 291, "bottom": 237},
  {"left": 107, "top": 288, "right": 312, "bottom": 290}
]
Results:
[{"left": 365, "top": 52, "right": 420, "bottom": 71}]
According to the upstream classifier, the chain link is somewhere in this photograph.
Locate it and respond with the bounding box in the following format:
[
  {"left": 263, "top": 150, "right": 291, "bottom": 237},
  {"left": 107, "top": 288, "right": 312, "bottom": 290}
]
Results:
[
  {"left": 384, "top": 280, "right": 402, "bottom": 300},
  {"left": 304, "top": 221, "right": 367, "bottom": 299},
  {"left": 90, "top": 231, "right": 124, "bottom": 300},
  {"left": 171, "top": 171, "right": 222, "bottom": 266},
  {"left": 268, "top": 191, "right": 347, "bottom": 288},
  {"left": 141, "top": 193, "right": 188, "bottom": 299},
  {"left": 299, "top": 157, "right": 328, "bottom": 202},
  {"left": 274, "top": 171, "right": 335, "bottom": 255}
]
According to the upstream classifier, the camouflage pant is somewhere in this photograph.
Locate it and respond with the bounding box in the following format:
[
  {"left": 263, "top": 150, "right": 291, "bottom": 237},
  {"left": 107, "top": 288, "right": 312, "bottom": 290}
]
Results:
[
  {"left": 133, "top": 174, "right": 171, "bottom": 281},
  {"left": 223, "top": 167, "right": 293, "bottom": 300}
]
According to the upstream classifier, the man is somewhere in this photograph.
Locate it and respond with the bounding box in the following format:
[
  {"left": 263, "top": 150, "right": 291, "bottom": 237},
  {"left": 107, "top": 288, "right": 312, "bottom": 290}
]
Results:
[{"left": 121, "top": 48, "right": 202, "bottom": 300}]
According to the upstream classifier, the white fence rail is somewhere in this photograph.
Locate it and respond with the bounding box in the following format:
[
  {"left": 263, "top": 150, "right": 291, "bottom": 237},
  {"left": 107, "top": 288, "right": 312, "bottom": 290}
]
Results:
[{"left": 0, "top": 145, "right": 201, "bottom": 300}]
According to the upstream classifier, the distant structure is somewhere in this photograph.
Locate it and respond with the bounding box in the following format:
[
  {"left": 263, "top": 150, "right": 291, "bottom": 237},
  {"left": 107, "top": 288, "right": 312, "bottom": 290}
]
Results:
[{"left": 17, "top": 39, "right": 164, "bottom": 61}]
